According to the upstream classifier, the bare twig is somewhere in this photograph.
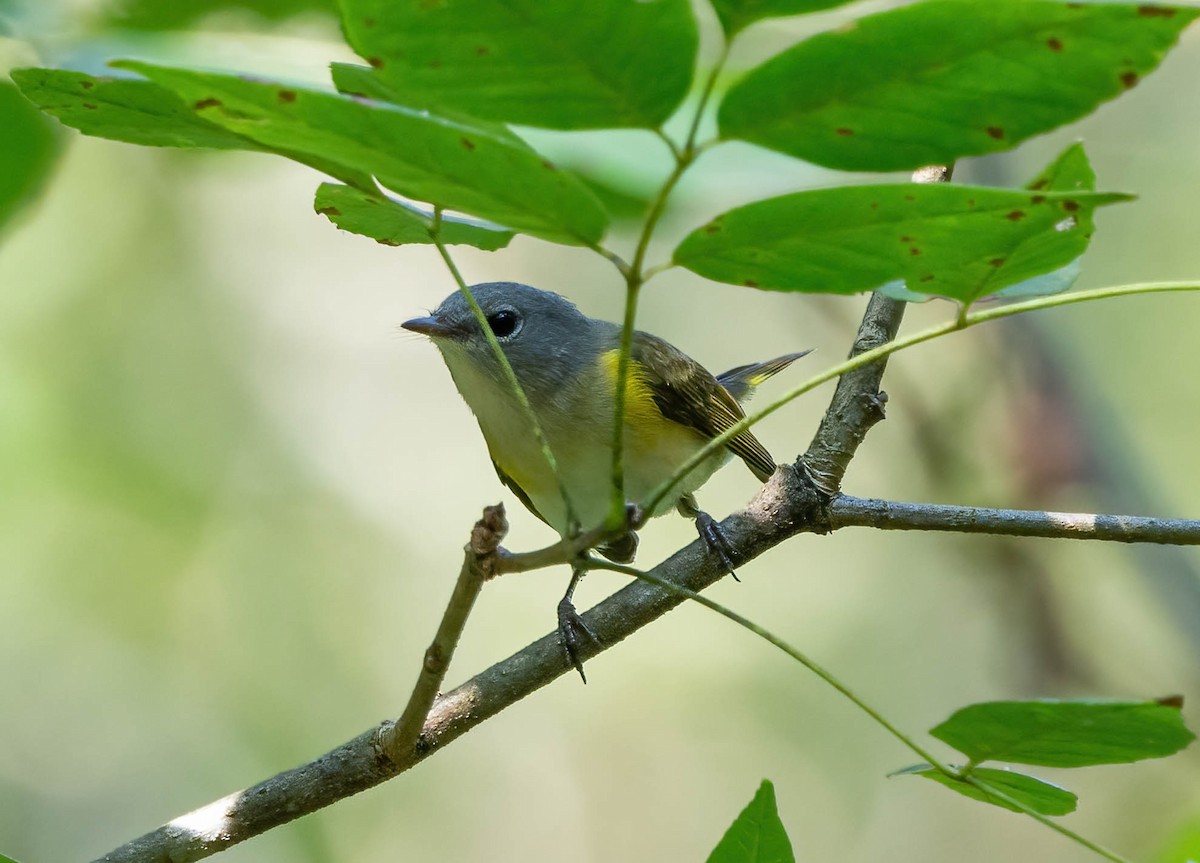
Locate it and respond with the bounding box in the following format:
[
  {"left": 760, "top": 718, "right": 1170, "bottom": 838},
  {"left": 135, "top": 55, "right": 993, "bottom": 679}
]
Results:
[
  {"left": 380, "top": 505, "right": 506, "bottom": 761},
  {"left": 831, "top": 496, "right": 1200, "bottom": 545}
]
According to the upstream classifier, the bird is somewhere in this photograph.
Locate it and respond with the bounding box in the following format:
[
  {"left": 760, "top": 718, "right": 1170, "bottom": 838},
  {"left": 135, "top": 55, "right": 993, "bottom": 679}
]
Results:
[{"left": 403, "top": 282, "right": 808, "bottom": 680}]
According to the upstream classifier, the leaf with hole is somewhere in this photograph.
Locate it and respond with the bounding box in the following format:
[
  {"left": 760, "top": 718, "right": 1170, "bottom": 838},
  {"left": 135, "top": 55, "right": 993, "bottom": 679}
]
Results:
[
  {"left": 707, "top": 780, "right": 795, "bottom": 863},
  {"left": 110, "top": 61, "right": 607, "bottom": 246},
  {"left": 930, "top": 699, "right": 1196, "bottom": 768},
  {"left": 314, "top": 183, "right": 514, "bottom": 250},
  {"left": 673, "top": 182, "right": 1129, "bottom": 304},
  {"left": 896, "top": 764, "right": 1077, "bottom": 816},
  {"left": 338, "top": 0, "right": 698, "bottom": 129},
  {"left": 718, "top": 0, "right": 1199, "bottom": 171}
]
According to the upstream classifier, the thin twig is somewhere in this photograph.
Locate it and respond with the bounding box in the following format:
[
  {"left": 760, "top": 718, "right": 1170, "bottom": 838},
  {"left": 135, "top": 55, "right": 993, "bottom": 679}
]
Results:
[
  {"left": 832, "top": 496, "right": 1200, "bottom": 545},
  {"left": 379, "top": 505, "right": 506, "bottom": 760}
]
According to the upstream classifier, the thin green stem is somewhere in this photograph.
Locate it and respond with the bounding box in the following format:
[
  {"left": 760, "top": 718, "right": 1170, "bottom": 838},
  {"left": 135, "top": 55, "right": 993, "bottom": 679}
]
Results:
[
  {"left": 430, "top": 213, "right": 578, "bottom": 530},
  {"left": 586, "top": 558, "right": 1136, "bottom": 863},
  {"left": 643, "top": 281, "right": 1200, "bottom": 516},
  {"left": 606, "top": 49, "right": 731, "bottom": 526},
  {"left": 961, "top": 776, "right": 1132, "bottom": 863},
  {"left": 584, "top": 558, "right": 949, "bottom": 771}
]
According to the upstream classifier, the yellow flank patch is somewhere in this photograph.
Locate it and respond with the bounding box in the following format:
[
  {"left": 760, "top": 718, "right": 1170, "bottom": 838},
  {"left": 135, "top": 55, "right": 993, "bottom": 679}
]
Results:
[{"left": 599, "top": 349, "right": 662, "bottom": 429}]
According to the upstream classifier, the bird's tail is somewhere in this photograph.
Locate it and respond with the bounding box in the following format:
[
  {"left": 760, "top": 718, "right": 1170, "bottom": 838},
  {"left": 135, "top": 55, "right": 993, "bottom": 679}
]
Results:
[{"left": 717, "top": 350, "right": 813, "bottom": 401}]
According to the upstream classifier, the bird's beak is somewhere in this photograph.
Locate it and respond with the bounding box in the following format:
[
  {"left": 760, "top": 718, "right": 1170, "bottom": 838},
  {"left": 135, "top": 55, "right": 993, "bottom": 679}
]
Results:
[{"left": 401, "top": 315, "right": 462, "bottom": 340}]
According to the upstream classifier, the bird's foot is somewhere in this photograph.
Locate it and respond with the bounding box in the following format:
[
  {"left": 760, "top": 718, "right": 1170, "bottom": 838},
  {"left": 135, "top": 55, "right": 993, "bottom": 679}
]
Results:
[
  {"left": 557, "top": 595, "right": 600, "bottom": 684},
  {"left": 694, "top": 510, "right": 740, "bottom": 582}
]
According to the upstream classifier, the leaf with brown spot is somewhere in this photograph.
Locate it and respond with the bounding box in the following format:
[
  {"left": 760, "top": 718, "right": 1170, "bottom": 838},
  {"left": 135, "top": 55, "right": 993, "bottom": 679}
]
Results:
[
  {"left": 718, "top": 0, "right": 1198, "bottom": 171},
  {"left": 110, "top": 61, "right": 606, "bottom": 245},
  {"left": 674, "top": 151, "right": 1130, "bottom": 304}
]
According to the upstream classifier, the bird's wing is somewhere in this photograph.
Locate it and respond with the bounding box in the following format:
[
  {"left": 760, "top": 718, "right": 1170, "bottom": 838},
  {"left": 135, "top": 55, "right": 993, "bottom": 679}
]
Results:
[
  {"left": 631, "top": 332, "right": 778, "bottom": 482},
  {"left": 491, "top": 459, "right": 550, "bottom": 526}
]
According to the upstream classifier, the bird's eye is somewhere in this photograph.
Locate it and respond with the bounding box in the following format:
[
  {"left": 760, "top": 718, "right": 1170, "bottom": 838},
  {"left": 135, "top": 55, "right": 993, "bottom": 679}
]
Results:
[{"left": 487, "top": 309, "right": 521, "bottom": 339}]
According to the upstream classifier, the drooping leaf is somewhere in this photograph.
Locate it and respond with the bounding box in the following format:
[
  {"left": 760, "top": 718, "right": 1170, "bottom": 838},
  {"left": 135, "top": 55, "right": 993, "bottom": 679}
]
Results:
[
  {"left": 718, "top": 0, "right": 1199, "bottom": 172},
  {"left": 896, "top": 764, "right": 1077, "bottom": 816},
  {"left": 337, "top": 0, "right": 698, "bottom": 129},
  {"left": 314, "top": 183, "right": 514, "bottom": 250},
  {"left": 10, "top": 67, "right": 259, "bottom": 151},
  {"left": 707, "top": 781, "right": 796, "bottom": 863},
  {"left": 931, "top": 699, "right": 1196, "bottom": 768},
  {"left": 673, "top": 182, "right": 1129, "bottom": 304},
  {"left": 110, "top": 61, "right": 607, "bottom": 245},
  {"left": 10, "top": 67, "right": 375, "bottom": 189},
  {"left": 0, "top": 79, "right": 61, "bottom": 233},
  {"left": 709, "top": 0, "right": 858, "bottom": 37}
]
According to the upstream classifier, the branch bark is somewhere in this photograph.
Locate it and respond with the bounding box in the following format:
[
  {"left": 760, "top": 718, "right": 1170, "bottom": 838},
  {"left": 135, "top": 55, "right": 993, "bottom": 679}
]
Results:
[{"left": 831, "top": 496, "right": 1200, "bottom": 544}]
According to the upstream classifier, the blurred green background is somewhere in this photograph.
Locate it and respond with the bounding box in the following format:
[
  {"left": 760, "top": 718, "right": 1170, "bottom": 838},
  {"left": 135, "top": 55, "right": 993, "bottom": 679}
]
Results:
[{"left": 3, "top": 1, "right": 1200, "bottom": 861}]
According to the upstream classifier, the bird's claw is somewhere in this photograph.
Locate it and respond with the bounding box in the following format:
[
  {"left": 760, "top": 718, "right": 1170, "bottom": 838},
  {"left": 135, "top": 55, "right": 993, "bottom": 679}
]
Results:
[
  {"left": 695, "top": 510, "right": 740, "bottom": 581},
  {"left": 557, "top": 596, "right": 601, "bottom": 683}
]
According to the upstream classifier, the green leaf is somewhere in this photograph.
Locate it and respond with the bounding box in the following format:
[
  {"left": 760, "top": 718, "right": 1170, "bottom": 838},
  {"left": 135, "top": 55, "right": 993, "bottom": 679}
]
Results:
[
  {"left": 897, "top": 764, "right": 1077, "bottom": 816},
  {"left": 10, "top": 67, "right": 258, "bottom": 151},
  {"left": 329, "top": 62, "right": 525, "bottom": 143},
  {"left": 0, "top": 79, "right": 61, "bottom": 233},
  {"left": 337, "top": 0, "right": 698, "bottom": 129},
  {"left": 314, "top": 183, "right": 514, "bottom": 250},
  {"left": 103, "top": 0, "right": 336, "bottom": 29},
  {"left": 673, "top": 183, "right": 1129, "bottom": 304},
  {"left": 718, "top": 0, "right": 1200, "bottom": 172},
  {"left": 111, "top": 61, "right": 607, "bottom": 245},
  {"left": 709, "top": 0, "right": 858, "bottom": 37},
  {"left": 930, "top": 699, "right": 1196, "bottom": 768},
  {"left": 707, "top": 781, "right": 795, "bottom": 863},
  {"left": 1027, "top": 141, "right": 1096, "bottom": 194},
  {"left": 11, "top": 67, "right": 376, "bottom": 191},
  {"left": 0, "top": 852, "right": 20, "bottom": 863}
]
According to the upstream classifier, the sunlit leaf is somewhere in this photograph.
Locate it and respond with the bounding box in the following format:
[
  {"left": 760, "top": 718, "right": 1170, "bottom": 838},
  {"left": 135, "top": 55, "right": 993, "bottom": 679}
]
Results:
[
  {"left": 709, "top": 0, "right": 858, "bottom": 37},
  {"left": 314, "top": 183, "right": 514, "bottom": 250},
  {"left": 706, "top": 781, "right": 795, "bottom": 863},
  {"left": 718, "top": 0, "right": 1199, "bottom": 171},
  {"left": 673, "top": 182, "right": 1129, "bottom": 303},
  {"left": 897, "top": 764, "right": 1077, "bottom": 816},
  {"left": 112, "top": 61, "right": 607, "bottom": 245},
  {"left": 931, "top": 699, "right": 1196, "bottom": 768},
  {"left": 0, "top": 80, "right": 61, "bottom": 233},
  {"left": 337, "top": 0, "right": 698, "bottom": 129}
]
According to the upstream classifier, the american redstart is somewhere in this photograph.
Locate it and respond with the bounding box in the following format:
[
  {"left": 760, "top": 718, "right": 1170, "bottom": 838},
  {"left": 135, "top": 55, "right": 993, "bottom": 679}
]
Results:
[{"left": 403, "top": 282, "right": 808, "bottom": 679}]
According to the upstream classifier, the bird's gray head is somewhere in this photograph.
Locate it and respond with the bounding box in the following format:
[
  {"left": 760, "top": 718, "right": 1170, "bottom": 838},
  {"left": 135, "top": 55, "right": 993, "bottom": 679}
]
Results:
[{"left": 402, "top": 282, "right": 603, "bottom": 395}]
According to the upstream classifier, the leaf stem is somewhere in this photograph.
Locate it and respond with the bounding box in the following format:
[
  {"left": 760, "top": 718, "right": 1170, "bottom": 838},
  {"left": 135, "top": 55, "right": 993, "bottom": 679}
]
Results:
[
  {"left": 587, "top": 559, "right": 1135, "bottom": 863},
  {"left": 643, "top": 281, "right": 1200, "bottom": 516},
  {"left": 430, "top": 211, "right": 578, "bottom": 530},
  {"left": 606, "top": 48, "right": 730, "bottom": 526}
]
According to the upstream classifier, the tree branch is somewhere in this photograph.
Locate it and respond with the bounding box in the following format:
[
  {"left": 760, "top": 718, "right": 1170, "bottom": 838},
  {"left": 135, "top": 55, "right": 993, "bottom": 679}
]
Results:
[
  {"left": 831, "top": 496, "right": 1200, "bottom": 544},
  {"left": 93, "top": 466, "right": 826, "bottom": 863},
  {"left": 380, "top": 505, "right": 504, "bottom": 761},
  {"left": 798, "top": 164, "right": 951, "bottom": 496}
]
